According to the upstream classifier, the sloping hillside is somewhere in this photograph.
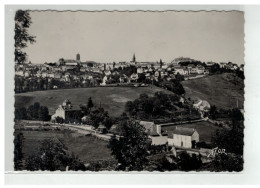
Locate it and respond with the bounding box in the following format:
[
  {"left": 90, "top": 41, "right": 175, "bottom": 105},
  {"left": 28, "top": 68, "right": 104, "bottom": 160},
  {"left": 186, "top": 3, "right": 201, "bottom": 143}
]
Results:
[
  {"left": 15, "top": 86, "right": 172, "bottom": 117},
  {"left": 182, "top": 73, "right": 244, "bottom": 109}
]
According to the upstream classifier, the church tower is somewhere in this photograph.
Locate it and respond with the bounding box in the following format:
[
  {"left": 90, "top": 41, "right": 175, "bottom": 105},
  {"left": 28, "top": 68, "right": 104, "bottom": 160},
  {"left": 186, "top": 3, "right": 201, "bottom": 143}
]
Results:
[
  {"left": 76, "top": 53, "right": 80, "bottom": 61},
  {"left": 132, "top": 53, "right": 136, "bottom": 63}
]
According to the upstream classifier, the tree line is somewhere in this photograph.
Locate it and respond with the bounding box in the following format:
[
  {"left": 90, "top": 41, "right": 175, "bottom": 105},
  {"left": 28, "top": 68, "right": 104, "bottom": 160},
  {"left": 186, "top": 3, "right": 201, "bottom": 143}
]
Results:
[
  {"left": 15, "top": 102, "right": 50, "bottom": 121},
  {"left": 125, "top": 92, "right": 200, "bottom": 121}
]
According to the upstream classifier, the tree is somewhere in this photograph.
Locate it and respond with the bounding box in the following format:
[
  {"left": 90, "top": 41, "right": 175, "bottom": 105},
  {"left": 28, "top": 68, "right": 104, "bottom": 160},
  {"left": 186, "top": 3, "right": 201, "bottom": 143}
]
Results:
[
  {"left": 25, "top": 139, "right": 86, "bottom": 171},
  {"left": 14, "top": 132, "right": 24, "bottom": 170},
  {"left": 209, "top": 153, "right": 243, "bottom": 172},
  {"left": 103, "top": 117, "right": 113, "bottom": 130},
  {"left": 177, "top": 152, "right": 202, "bottom": 171},
  {"left": 108, "top": 120, "right": 150, "bottom": 171},
  {"left": 209, "top": 105, "right": 217, "bottom": 120},
  {"left": 15, "top": 10, "right": 35, "bottom": 64},
  {"left": 38, "top": 106, "right": 50, "bottom": 121},
  {"left": 15, "top": 107, "right": 27, "bottom": 120},
  {"left": 87, "top": 97, "right": 94, "bottom": 110},
  {"left": 55, "top": 116, "right": 64, "bottom": 124}
]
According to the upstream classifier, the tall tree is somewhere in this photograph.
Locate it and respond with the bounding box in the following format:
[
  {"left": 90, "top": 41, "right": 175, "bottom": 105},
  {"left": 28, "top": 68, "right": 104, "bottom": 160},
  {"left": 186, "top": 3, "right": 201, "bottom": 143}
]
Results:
[
  {"left": 87, "top": 97, "right": 94, "bottom": 110},
  {"left": 109, "top": 120, "right": 150, "bottom": 171},
  {"left": 14, "top": 10, "right": 35, "bottom": 64}
]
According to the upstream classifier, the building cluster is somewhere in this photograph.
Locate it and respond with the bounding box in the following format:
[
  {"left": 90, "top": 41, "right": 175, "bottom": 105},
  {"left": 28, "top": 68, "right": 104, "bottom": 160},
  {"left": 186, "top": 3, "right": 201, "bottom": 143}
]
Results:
[
  {"left": 139, "top": 120, "right": 199, "bottom": 149},
  {"left": 15, "top": 53, "right": 244, "bottom": 88},
  {"left": 51, "top": 99, "right": 200, "bottom": 149}
]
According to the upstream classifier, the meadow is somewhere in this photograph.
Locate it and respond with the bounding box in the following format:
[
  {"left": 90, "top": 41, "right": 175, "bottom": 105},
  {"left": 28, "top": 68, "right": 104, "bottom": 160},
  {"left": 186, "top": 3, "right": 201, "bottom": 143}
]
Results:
[
  {"left": 15, "top": 86, "right": 172, "bottom": 117},
  {"left": 15, "top": 128, "right": 114, "bottom": 163},
  {"left": 182, "top": 73, "right": 244, "bottom": 110}
]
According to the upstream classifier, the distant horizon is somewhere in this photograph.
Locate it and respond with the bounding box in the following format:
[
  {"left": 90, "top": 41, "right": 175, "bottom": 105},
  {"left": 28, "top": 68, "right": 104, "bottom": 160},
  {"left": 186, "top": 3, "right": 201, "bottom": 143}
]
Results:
[
  {"left": 25, "top": 54, "right": 243, "bottom": 65},
  {"left": 24, "top": 11, "right": 244, "bottom": 65}
]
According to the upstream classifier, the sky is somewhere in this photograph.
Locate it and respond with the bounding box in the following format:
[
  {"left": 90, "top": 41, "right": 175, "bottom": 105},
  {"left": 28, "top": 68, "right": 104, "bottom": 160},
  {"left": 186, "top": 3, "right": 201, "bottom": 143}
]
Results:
[{"left": 24, "top": 11, "right": 244, "bottom": 65}]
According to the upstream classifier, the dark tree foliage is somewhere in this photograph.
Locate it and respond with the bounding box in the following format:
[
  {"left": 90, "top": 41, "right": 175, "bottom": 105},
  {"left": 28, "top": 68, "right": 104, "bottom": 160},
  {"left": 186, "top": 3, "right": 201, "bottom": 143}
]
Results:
[
  {"left": 175, "top": 72, "right": 185, "bottom": 82},
  {"left": 209, "top": 105, "right": 217, "bottom": 120},
  {"left": 87, "top": 97, "right": 94, "bottom": 110},
  {"left": 54, "top": 116, "right": 65, "bottom": 124},
  {"left": 209, "top": 153, "right": 243, "bottom": 172},
  {"left": 15, "top": 107, "right": 27, "bottom": 120},
  {"left": 15, "top": 102, "right": 50, "bottom": 121},
  {"left": 177, "top": 152, "right": 202, "bottom": 171},
  {"left": 145, "top": 155, "right": 177, "bottom": 172},
  {"left": 25, "top": 139, "right": 86, "bottom": 171},
  {"left": 212, "top": 128, "right": 244, "bottom": 155},
  {"left": 108, "top": 121, "right": 150, "bottom": 171},
  {"left": 125, "top": 91, "right": 193, "bottom": 120},
  {"left": 212, "top": 108, "right": 244, "bottom": 155},
  {"left": 89, "top": 107, "right": 109, "bottom": 129},
  {"left": 14, "top": 132, "right": 24, "bottom": 170},
  {"left": 118, "top": 65, "right": 137, "bottom": 77},
  {"left": 15, "top": 10, "right": 35, "bottom": 64}
]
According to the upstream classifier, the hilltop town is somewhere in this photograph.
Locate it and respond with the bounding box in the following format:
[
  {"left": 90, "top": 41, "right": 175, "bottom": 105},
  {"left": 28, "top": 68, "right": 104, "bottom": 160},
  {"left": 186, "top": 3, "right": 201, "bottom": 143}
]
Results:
[
  {"left": 15, "top": 54, "right": 244, "bottom": 93},
  {"left": 14, "top": 53, "right": 244, "bottom": 172}
]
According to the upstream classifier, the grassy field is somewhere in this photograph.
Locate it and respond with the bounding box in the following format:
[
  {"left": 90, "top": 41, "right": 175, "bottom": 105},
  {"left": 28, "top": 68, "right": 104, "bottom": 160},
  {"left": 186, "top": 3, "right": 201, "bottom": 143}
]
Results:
[
  {"left": 15, "top": 129, "right": 113, "bottom": 163},
  {"left": 161, "top": 121, "right": 222, "bottom": 143},
  {"left": 15, "top": 86, "right": 172, "bottom": 117},
  {"left": 182, "top": 73, "right": 244, "bottom": 110}
]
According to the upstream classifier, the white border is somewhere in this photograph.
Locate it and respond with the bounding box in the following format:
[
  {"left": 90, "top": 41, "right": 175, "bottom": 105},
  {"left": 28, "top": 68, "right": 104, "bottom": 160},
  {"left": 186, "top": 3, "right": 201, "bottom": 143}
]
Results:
[{"left": 4, "top": 4, "right": 260, "bottom": 185}]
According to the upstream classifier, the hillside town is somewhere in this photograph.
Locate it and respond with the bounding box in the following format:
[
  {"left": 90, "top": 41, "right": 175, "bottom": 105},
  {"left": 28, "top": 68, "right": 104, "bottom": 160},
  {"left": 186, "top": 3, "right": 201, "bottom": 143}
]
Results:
[
  {"left": 15, "top": 53, "right": 244, "bottom": 93},
  {"left": 13, "top": 10, "right": 245, "bottom": 173}
]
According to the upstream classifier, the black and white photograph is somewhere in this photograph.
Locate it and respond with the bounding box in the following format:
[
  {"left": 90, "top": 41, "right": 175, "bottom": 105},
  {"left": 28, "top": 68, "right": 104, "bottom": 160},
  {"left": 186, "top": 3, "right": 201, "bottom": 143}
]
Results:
[{"left": 12, "top": 9, "right": 245, "bottom": 172}]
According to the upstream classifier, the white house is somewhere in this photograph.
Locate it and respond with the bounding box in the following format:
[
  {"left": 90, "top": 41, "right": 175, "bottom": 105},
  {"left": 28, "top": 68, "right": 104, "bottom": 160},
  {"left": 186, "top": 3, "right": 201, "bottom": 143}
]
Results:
[
  {"left": 193, "top": 99, "right": 210, "bottom": 113},
  {"left": 104, "top": 70, "right": 111, "bottom": 76},
  {"left": 168, "top": 126, "right": 199, "bottom": 149},
  {"left": 100, "top": 76, "right": 108, "bottom": 86},
  {"left": 139, "top": 121, "right": 168, "bottom": 146},
  {"left": 137, "top": 67, "right": 144, "bottom": 74},
  {"left": 130, "top": 73, "right": 139, "bottom": 81}
]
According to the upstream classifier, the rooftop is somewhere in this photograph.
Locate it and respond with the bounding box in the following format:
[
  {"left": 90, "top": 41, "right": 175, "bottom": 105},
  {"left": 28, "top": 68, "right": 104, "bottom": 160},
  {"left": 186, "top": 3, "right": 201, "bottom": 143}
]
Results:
[{"left": 169, "top": 126, "right": 197, "bottom": 137}]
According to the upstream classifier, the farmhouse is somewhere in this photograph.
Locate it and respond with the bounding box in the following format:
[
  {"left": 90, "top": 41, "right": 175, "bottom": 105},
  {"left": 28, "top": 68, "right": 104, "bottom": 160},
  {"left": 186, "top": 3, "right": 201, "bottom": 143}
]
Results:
[
  {"left": 51, "top": 99, "right": 82, "bottom": 123},
  {"left": 139, "top": 121, "right": 168, "bottom": 146},
  {"left": 193, "top": 99, "right": 210, "bottom": 113},
  {"left": 167, "top": 126, "right": 199, "bottom": 149}
]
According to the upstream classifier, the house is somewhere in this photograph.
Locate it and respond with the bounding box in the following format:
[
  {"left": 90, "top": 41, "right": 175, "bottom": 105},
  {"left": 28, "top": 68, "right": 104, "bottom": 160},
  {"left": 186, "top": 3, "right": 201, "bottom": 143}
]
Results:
[
  {"left": 137, "top": 67, "right": 144, "bottom": 74},
  {"left": 174, "top": 67, "right": 189, "bottom": 75},
  {"left": 219, "top": 62, "right": 227, "bottom": 68},
  {"left": 48, "top": 73, "right": 55, "bottom": 78},
  {"left": 197, "top": 66, "right": 205, "bottom": 74},
  {"left": 41, "top": 72, "right": 48, "bottom": 78},
  {"left": 51, "top": 99, "right": 81, "bottom": 123},
  {"left": 15, "top": 70, "right": 24, "bottom": 77},
  {"left": 168, "top": 126, "right": 199, "bottom": 149},
  {"left": 53, "top": 67, "right": 62, "bottom": 72},
  {"left": 64, "top": 60, "right": 78, "bottom": 66},
  {"left": 130, "top": 73, "right": 139, "bottom": 81},
  {"left": 104, "top": 70, "right": 111, "bottom": 76},
  {"left": 24, "top": 71, "right": 31, "bottom": 77},
  {"left": 193, "top": 99, "right": 210, "bottom": 113},
  {"left": 80, "top": 68, "right": 86, "bottom": 72},
  {"left": 154, "top": 71, "right": 160, "bottom": 77},
  {"left": 119, "top": 74, "right": 129, "bottom": 83},
  {"left": 139, "top": 121, "right": 168, "bottom": 146},
  {"left": 96, "top": 123, "right": 108, "bottom": 134},
  {"left": 54, "top": 73, "right": 62, "bottom": 79},
  {"left": 100, "top": 76, "right": 108, "bottom": 86}
]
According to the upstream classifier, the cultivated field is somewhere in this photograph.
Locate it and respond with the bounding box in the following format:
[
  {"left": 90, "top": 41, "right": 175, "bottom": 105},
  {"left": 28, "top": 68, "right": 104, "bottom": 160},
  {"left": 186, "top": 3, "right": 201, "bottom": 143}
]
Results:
[
  {"left": 14, "top": 128, "right": 113, "bottom": 163},
  {"left": 15, "top": 86, "right": 172, "bottom": 117},
  {"left": 182, "top": 73, "right": 244, "bottom": 110},
  {"left": 161, "top": 121, "right": 223, "bottom": 143}
]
